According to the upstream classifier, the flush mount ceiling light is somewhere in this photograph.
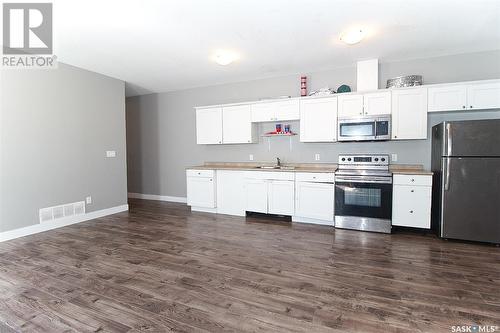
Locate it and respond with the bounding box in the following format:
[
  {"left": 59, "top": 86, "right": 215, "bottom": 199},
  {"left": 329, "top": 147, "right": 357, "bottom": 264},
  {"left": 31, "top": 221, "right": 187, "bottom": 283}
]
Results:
[
  {"left": 340, "top": 28, "right": 365, "bottom": 45},
  {"left": 213, "top": 50, "right": 240, "bottom": 66}
]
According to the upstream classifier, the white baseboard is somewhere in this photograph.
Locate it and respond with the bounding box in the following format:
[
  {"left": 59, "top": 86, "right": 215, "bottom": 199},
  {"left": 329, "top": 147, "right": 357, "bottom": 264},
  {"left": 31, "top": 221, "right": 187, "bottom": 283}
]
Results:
[
  {"left": 0, "top": 204, "right": 129, "bottom": 243},
  {"left": 292, "top": 216, "right": 334, "bottom": 226},
  {"left": 128, "top": 192, "right": 187, "bottom": 203},
  {"left": 191, "top": 206, "right": 217, "bottom": 213}
]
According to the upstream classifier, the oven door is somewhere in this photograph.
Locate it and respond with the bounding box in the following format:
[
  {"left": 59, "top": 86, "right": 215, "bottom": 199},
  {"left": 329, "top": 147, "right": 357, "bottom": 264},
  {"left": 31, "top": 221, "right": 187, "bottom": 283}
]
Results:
[
  {"left": 338, "top": 120, "right": 376, "bottom": 141},
  {"left": 335, "top": 177, "right": 392, "bottom": 220}
]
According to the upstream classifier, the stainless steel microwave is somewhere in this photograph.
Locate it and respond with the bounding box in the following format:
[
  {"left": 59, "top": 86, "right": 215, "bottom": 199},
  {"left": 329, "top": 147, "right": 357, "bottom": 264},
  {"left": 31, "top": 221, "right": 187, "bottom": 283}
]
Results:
[{"left": 337, "top": 116, "right": 391, "bottom": 142}]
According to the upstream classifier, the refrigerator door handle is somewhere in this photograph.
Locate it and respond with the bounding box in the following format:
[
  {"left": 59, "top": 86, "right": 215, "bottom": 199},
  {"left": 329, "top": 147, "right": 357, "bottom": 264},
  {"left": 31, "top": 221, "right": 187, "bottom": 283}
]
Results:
[
  {"left": 444, "top": 158, "right": 451, "bottom": 191},
  {"left": 446, "top": 123, "right": 452, "bottom": 156}
]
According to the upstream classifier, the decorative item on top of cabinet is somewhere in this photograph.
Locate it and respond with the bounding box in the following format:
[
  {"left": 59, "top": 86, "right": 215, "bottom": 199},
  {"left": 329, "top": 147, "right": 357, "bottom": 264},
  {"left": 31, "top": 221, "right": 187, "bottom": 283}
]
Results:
[
  {"left": 391, "top": 87, "right": 428, "bottom": 140},
  {"left": 299, "top": 96, "right": 337, "bottom": 142},
  {"left": 392, "top": 174, "right": 432, "bottom": 229}
]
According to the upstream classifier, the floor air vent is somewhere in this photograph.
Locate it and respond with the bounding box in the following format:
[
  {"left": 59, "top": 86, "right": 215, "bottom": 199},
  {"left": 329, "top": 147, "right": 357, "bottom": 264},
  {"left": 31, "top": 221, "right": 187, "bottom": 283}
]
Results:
[{"left": 39, "top": 201, "right": 86, "bottom": 223}]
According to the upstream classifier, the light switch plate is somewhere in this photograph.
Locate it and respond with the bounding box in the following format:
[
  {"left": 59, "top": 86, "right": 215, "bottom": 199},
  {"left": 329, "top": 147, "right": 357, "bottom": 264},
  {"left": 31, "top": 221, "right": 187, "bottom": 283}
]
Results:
[
  {"left": 86, "top": 196, "right": 92, "bottom": 205},
  {"left": 249, "top": 154, "right": 254, "bottom": 161},
  {"left": 315, "top": 153, "right": 320, "bottom": 161},
  {"left": 391, "top": 153, "right": 398, "bottom": 162},
  {"left": 106, "top": 150, "right": 116, "bottom": 158}
]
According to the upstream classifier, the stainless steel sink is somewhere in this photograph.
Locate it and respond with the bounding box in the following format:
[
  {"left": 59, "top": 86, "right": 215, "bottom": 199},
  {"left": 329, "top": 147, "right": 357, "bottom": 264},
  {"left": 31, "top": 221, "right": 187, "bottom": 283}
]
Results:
[{"left": 255, "top": 165, "right": 295, "bottom": 170}]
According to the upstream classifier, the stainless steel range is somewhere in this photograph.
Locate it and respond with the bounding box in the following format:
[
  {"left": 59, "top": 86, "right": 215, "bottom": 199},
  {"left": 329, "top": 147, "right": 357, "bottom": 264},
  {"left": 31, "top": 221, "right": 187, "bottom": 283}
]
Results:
[{"left": 335, "top": 154, "right": 392, "bottom": 233}]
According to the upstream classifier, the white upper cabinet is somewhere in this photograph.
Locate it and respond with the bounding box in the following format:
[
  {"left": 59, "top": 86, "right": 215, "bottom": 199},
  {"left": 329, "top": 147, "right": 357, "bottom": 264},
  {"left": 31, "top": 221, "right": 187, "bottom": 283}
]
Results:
[
  {"left": 466, "top": 81, "right": 500, "bottom": 110},
  {"left": 428, "top": 80, "right": 500, "bottom": 112},
  {"left": 428, "top": 85, "right": 467, "bottom": 112},
  {"left": 196, "top": 107, "right": 223, "bottom": 144},
  {"left": 392, "top": 87, "right": 428, "bottom": 140},
  {"left": 300, "top": 97, "right": 337, "bottom": 142},
  {"left": 338, "top": 92, "right": 391, "bottom": 118},
  {"left": 363, "top": 92, "right": 392, "bottom": 116},
  {"left": 251, "top": 99, "right": 300, "bottom": 122},
  {"left": 222, "top": 105, "right": 256, "bottom": 144},
  {"left": 337, "top": 94, "right": 363, "bottom": 118}
]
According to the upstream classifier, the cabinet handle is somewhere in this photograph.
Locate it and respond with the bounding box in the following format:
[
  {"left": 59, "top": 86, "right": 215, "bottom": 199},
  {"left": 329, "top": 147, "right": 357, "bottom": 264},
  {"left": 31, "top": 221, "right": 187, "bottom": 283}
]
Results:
[
  {"left": 411, "top": 178, "right": 415, "bottom": 182},
  {"left": 462, "top": 105, "right": 466, "bottom": 109},
  {"left": 394, "top": 135, "right": 398, "bottom": 139},
  {"left": 470, "top": 105, "right": 473, "bottom": 109},
  {"left": 410, "top": 210, "right": 414, "bottom": 213},
  {"left": 219, "top": 141, "right": 222, "bottom": 144},
  {"left": 209, "top": 179, "right": 212, "bottom": 181},
  {"left": 411, "top": 190, "right": 414, "bottom": 193}
]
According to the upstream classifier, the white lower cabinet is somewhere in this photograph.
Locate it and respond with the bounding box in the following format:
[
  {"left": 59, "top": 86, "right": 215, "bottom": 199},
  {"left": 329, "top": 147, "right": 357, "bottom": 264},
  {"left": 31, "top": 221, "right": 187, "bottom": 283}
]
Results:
[
  {"left": 293, "top": 173, "right": 335, "bottom": 225},
  {"left": 392, "top": 174, "right": 432, "bottom": 229},
  {"left": 268, "top": 180, "right": 295, "bottom": 215},
  {"left": 216, "top": 170, "right": 245, "bottom": 216},
  {"left": 186, "top": 169, "right": 216, "bottom": 209},
  {"left": 244, "top": 172, "right": 295, "bottom": 216}
]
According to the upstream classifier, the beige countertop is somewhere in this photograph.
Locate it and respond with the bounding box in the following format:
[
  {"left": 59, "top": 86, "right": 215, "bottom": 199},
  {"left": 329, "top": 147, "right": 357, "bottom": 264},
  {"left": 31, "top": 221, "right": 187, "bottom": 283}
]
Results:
[{"left": 188, "top": 162, "right": 433, "bottom": 175}]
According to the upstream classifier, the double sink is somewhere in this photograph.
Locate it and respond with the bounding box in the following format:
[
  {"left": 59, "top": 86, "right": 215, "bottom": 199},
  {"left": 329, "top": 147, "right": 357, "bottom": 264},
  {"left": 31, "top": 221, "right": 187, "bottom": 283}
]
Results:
[{"left": 254, "top": 165, "right": 296, "bottom": 170}]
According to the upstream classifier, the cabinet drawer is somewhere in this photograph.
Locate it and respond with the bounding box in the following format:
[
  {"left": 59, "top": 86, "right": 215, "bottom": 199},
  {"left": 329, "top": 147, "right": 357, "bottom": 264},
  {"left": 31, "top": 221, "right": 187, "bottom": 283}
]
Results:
[
  {"left": 243, "top": 171, "right": 294, "bottom": 181},
  {"left": 392, "top": 185, "right": 431, "bottom": 228},
  {"left": 393, "top": 174, "right": 432, "bottom": 186},
  {"left": 295, "top": 172, "right": 334, "bottom": 183},
  {"left": 186, "top": 169, "right": 215, "bottom": 178}
]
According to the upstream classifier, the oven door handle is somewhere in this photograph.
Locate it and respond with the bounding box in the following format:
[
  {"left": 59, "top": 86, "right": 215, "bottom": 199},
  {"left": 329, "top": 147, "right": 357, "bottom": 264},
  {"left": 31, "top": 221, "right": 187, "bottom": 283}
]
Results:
[{"left": 335, "top": 177, "right": 392, "bottom": 184}]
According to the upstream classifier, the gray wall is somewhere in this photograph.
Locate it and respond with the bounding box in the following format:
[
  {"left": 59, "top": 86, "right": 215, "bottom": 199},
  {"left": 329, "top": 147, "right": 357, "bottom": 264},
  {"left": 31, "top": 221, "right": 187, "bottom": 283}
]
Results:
[
  {"left": 126, "top": 50, "right": 500, "bottom": 198},
  {"left": 0, "top": 63, "right": 128, "bottom": 232}
]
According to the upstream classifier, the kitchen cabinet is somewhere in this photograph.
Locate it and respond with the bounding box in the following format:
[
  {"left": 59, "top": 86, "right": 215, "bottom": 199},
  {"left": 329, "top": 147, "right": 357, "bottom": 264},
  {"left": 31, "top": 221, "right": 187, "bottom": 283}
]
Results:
[
  {"left": 186, "top": 169, "right": 216, "bottom": 209},
  {"left": 251, "top": 99, "right": 300, "bottom": 122},
  {"left": 428, "top": 85, "right": 468, "bottom": 112},
  {"left": 391, "top": 87, "right": 428, "bottom": 140},
  {"left": 268, "top": 180, "right": 295, "bottom": 215},
  {"left": 428, "top": 80, "right": 500, "bottom": 112},
  {"left": 244, "top": 171, "right": 295, "bottom": 216},
  {"left": 392, "top": 174, "right": 432, "bottom": 229},
  {"left": 216, "top": 170, "right": 245, "bottom": 216},
  {"left": 222, "top": 104, "right": 257, "bottom": 144},
  {"left": 466, "top": 81, "right": 500, "bottom": 110},
  {"left": 196, "top": 107, "right": 223, "bottom": 144},
  {"left": 299, "top": 97, "right": 337, "bottom": 142},
  {"left": 338, "top": 92, "right": 391, "bottom": 118},
  {"left": 294, "top": 173, "right": 335, "bottom": 224}
]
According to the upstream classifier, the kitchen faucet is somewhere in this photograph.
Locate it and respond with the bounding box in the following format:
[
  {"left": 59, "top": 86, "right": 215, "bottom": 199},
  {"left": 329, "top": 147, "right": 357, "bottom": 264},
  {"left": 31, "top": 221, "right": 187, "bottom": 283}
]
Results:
[{"left": 276, "top": 157, "right": 281, "bottom": 167}]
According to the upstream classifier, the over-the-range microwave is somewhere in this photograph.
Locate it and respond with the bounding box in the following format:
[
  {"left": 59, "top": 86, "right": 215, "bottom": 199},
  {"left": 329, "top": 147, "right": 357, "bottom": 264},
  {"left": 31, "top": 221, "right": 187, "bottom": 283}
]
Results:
[{"left": 337, "top": 116, "right": 391, "bottom": 142}]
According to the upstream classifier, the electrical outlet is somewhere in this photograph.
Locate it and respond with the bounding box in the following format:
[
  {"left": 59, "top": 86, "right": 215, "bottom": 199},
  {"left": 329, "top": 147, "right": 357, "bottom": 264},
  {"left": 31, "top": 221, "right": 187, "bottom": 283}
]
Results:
[
  {"left": 86, "top": 196, "right": 92, "bottom": 205},
  {"left": 106, "top": 150, "right": 116, "bottom": 158},
  {"left": 315, "top": 153, "right": 320, "bottom": 161},
  {"left": 249, "top": 154, "right": 254, "bottom": 161},
  {"left": 391, "top": 153, "right": 398, "bottom": 162}
]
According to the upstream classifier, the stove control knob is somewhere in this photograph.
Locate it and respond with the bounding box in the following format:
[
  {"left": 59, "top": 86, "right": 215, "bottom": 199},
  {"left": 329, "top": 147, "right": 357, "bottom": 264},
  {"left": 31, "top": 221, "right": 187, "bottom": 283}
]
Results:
[
  {"left": 341, "top": 158, "right": 346, "bottom": 161},
  {"left": 347, "top": 158, "right": 352, "bottom": 161},
  {"left": 374, "top": 158, "right": 379, "bottom": 162},
  {"left": 381, "top": 158, "right": 386, "bottom": 162}
]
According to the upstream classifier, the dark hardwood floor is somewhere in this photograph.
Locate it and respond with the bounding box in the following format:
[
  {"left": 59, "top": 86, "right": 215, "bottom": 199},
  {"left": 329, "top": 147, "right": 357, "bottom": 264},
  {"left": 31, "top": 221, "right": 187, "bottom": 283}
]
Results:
[{"left": 0, "top": 199, "right": 499, "bottom": 332}]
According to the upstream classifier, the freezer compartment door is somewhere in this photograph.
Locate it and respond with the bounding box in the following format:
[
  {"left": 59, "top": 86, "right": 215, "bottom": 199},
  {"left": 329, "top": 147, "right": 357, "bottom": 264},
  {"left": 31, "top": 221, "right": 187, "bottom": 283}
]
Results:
[
  {"left": 441, "top": 157, "right": 500, "bottom": 243},
  {"left": 445, "top": 119, "right": 500, "bottom": 157}
]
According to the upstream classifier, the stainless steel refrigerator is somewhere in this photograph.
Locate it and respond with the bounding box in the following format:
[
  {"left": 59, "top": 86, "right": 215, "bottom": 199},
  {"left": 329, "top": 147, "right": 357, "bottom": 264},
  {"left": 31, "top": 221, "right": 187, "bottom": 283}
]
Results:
[{"left": 431, "top": 119, "right": 500, "bottom": 244}]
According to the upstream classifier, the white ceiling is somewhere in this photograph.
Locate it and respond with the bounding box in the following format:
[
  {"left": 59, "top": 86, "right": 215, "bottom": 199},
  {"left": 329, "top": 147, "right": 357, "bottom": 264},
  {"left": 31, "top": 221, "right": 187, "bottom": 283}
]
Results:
[{"left": 49, "top": 0, "right": 500, "bottom": 96}]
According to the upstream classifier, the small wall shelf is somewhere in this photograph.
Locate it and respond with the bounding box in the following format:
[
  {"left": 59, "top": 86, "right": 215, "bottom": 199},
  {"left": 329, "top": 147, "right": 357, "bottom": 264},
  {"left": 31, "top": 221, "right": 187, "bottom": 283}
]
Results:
[
  {"left": 262, "top": 132, "right": 297, "bottom": 151},
  {"left": 261, "top": 132, "right": 297, "bottom": 137}
]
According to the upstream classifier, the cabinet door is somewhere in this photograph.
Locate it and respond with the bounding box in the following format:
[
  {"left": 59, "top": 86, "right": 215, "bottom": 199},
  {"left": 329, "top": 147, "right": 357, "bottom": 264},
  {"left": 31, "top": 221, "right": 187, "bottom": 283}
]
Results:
[
  {"left": 222, "top": 105, "right": 254, "bottom": 144},
  {"left": 392, "top": 88, "right": 428, "bottom": 140},
  {"left": 186, "top": 176, "right": 215, "bottom": 208},
  {"left": 274, "top": 100, "right": 300, "bottom": 121},
  {"left": 295, "top": 182, "right": 334, "bottom": 221},
  {"left": 338, "top": 94, "right": 363, "bottom": 118},
  {"left": 392, "top": 185, "right": 431, "bottom": 228},
  {"left": 427, "top": 85, "right": 467, "bottom": 112},
  {"left": 245, "top": 179, "right": 268, "bottom": 213},
  {"left": 364, "top": 92, "right": 391, "bottom": 116},
  {"left": 216, "top": 171, "right": 245, "bottom": 216},
  {"left": 299, "top": 97, "right": 337, "bottom": 142},
  {"left": 268, "top": 180, "right": 295, "bottom": 215},
  {"left": 196, "top": 107, "right": 222, "bottom": 144},
  {"left": 251, "top": 103, "right": 275, "bottom": 122},
  {"left": 467, "top": 81, "right": 500, "bottom": 110}
]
